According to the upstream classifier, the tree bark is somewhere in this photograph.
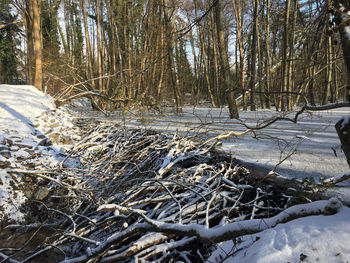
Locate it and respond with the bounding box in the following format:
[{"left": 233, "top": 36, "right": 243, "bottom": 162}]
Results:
[
  {"left": 194, "top": 0, "right": 217, "bottom": 107},
  {"left": 287, "top": 0, "right": 297, "bottom": 110},
  {"left": 215, "top": 0, "right": 239, "bottom": 119},
  {"left": 163, "top": 0, "right": 182, "bottom": 114},
  {"left": 81, "top": 0, "right": 94, "bottom": 89},
  {"left": 95, "top": 0, "right": 103, "bottom": 92},
  {"left": 232, "top": 0, "right": 246, "bottom": 110},
  {"left": 323, "top": 0, "right": 333, "bottom": 104},
  {"left": 249, "top": 0, "right": 259, "bottom": 111},
  {"left": 281, "top": 0, "right": 291, "bottom": 111},
  {"left": 24, "top": 1, "right": 34, "bottom": 85},
  {"left": 335, "top": 117, "right": 350, "bottom": 167},
  {"left": 333, "top": 0, "right": 350, "bottom": 96},
  {"left": 157, "top": 5, "right": 165, "bottom": 101},
  {"left": 32, "top": 0, "right": 42, "bottom": 91},
  {"left": 264, "top": 0, "right": 271, "bottom": 109}
]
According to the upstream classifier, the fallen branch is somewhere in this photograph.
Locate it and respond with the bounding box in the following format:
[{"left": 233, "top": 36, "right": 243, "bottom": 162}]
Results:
[{"left": 323, "top": 172, "right": 350, "bottom": 186}]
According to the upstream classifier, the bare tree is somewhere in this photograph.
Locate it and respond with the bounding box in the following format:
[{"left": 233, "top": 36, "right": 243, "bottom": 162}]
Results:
[
  {"left": 249, "top": 0, "right": 259, "bottom": 111},
  {"left": 215, "top": 0, "right": 239, "bottom": 119},
  {"left": 31, "top": 0, "right": 42, "bottom": 90},
  {"left": 333, "top": 0, "right": 350, "bottom": 92}
]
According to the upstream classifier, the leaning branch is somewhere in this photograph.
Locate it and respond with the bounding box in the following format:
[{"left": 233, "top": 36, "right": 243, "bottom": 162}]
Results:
[{"left": 0, "top": 19, "right": 23, "bottom": 30}]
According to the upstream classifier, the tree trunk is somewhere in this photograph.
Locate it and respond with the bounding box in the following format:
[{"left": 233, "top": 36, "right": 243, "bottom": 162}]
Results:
[
  {"left": 249, "top": 0, "right": 259, "bottom": 111},
  {"left": 323, "top": 0, "right": 333, "bottom": 104},
  {"left": 81, "top": 0, "right": 94, "bottom": 89},
  {"left": 211, "top": 14, "right": 221, "bottom": 105},
  {"left": 232, "top": 0, "right": 246, "bottom": 110},
  {"left": 95, "top": 0, "right": 103, "bottom": 93},
  {"left": 257, "top": 21, "right": 264, "bottom": 109},
  {"left": 308, "top": 65, "right": 316, "bottom": 106},
  {"left": 335, "top": 118, "right": 350, "bottom": 167},
  {"left": 63, "top": 0, "right": 72, "bottom": 64},
  {"left": 333, "top": 0, "right": 350, "bottom": 97},
  {"left": 287, "top": 0, "right": 297, "bottom": 110},
  {"left": 163, "top": 0, "right": 182, "bottom": 114},
  {"left": 157, "top": 6, "right": 165, "bottom": 101},
  {"left": 106, "top": 0, "right": 117, "bottom": 77},
  {"left": 187, "top": 13, "right": 199, "bottom": 106},
  {"left": 264, "top": 0, "right": 271, "bottom": 109},
  {"left": 24, "top": 1, "right": 34, "bottom": 85},
  {"left": 194, "top": 0, "right": 217, "bottom": 107},
  {"left": 215, "top": 0, "right": 239, "bottom": 119},
  {"left": 32, "top": 0, "right": 42, "bottom": 91},
  {"left": 332, "top": 47, "right": 339, "bottom": 102},
  {"left": 323, "top": 33, "right": 333, "bottom": 104},
  {"left": 281, "top": 0, "right": 291, "bottom": 111}
]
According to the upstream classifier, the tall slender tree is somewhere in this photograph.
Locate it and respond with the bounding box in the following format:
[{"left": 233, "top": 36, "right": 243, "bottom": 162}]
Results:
[
  {"left": 333, "top": 0, "right": 350, "bottom": 96},
  {"left": 249, "top": 0, "right": 259, "bottom": 111},
  {"left": 32, "top": 0, "right": 42, "bottom": 90},
  {"left": 215, "top": 0, "right": 239, "bottom": 118}
]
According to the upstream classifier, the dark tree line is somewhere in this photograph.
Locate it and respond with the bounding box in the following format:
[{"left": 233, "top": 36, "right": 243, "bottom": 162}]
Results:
[{"left": 1, "top": 0, "right": 350, "bottom": 118}]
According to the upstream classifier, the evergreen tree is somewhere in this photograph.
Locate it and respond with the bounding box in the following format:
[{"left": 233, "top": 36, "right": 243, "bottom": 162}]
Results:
[
  {"left": 41, "top": 0, "right": 61, "bottom": 79},
  {"left": 0, "top": 0, "right": 19, "bottom": 83}
]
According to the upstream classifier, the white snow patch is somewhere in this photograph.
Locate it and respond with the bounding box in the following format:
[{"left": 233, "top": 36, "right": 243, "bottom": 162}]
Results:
[
  {"left": 341, "top": 115, "right": 350, "bottom": 129},
  {"left": 345, "top": 26, "right": 350, "bottom": 41},
  {"left": 208, "top": 205, "right": 350, "bottom": 263},
  {"left": 0, "top": 170, "right": 26, "bottom": 222}
]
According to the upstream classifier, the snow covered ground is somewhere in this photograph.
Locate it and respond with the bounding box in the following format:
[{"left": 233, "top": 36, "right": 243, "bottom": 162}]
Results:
[
  {"left": 101, "top": 104, "right": 350, "bottom": 201},
  {"left": 1, "top": 84, "right": 350, "bottom": 263},
  {"left": 208, "top": 201, "right": 350, "bottom": 263},
  {"left": 0, "top": 85, "right": 54, "bottom": 222},
  {"left": 118, "top": 106, "right": 349, "bottom": 180},
  {"left": 0, "top": 85, "right": 79, "bottom": 223}
]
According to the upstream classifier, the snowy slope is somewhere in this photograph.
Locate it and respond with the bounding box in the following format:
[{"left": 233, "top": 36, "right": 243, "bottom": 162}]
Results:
[
  {"left": 0, "top": 84, "right": 54, "bottom": 134},
  {"left": 0, "top": 85, "right": 55, "bottom": 222},
  {"left": 0, "top": 85, "right": 79, "bottom": 223}
]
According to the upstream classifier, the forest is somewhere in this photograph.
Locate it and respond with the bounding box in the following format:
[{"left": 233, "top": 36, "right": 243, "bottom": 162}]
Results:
[{"left": 1, "top": 0, "right": 350, "bottom": 118}]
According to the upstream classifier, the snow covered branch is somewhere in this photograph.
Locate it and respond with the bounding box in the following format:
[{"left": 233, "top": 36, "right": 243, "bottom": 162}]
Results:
[{"left": 62, "top": 198, "right": 342, "bottom": 263}]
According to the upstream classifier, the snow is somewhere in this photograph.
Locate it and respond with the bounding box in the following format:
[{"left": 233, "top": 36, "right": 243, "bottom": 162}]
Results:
[
  {"left": 0, "top": 85, "right": 55, "bottom": 222},
  {"left": 0, "top": 84, "right": 54, "bottom": 133},
  {"left": 114, "top": 107, "right": 349, "bottom": 187},
  {"left": 341, "top": 115, "right": 350, "bottom": 129},
  {"left": 0, "top": 85, "right": 74, "bottom": 222},
  {"left": 345, "top": 26, "right": 350, "bottom": 41},
  {"left": 338, "top": 4, "right": 350, "bottom": 41},
  {"left": 1, "top": 84, "right": 350, "bottom": 262},
  {"left": 208, "top": 204, "right": 350, "bottom": 263},
  {"left": 0, "top": 169, "right": 26, "bottom": 222}
]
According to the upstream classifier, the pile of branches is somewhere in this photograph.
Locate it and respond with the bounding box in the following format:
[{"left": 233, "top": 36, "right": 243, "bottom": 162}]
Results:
[{"left": 1, "top": 124, "right": 324, "bottom": 263}]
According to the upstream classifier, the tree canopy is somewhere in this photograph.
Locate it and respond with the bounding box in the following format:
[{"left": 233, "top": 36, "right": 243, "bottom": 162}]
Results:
[{"left": 2, "top": 0, "right": 350, "bottom": 116}]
